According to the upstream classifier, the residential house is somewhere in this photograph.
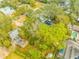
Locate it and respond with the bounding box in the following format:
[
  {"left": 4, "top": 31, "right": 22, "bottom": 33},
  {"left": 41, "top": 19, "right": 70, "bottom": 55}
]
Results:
[
  {"left": 0, "top": 6, "right": 15, "bottom": 15},
  {"left": 9, "top": 29, "right": 28, "bottom": 48}
]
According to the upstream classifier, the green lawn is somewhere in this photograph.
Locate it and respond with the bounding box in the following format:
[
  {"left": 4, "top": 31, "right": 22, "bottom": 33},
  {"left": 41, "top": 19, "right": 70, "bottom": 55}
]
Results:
[{"left": 5, "top": 52, "right": 24, "bottom": 59}]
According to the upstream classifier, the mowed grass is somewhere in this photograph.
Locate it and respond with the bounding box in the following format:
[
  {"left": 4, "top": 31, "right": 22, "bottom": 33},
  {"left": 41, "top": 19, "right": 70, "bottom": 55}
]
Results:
[{"left": 5, "top": 52, "right": 24, "bottom": 59}]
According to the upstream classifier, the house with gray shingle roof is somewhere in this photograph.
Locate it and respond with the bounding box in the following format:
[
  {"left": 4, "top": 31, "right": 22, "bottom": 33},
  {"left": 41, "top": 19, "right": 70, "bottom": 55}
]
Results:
[{"left": 9, "top": 29, "right": 28, "bottom": 48}]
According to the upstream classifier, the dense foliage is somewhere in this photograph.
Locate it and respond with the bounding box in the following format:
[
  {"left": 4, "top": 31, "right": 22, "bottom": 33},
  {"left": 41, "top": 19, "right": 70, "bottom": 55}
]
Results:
[{"left": 0, "top": 0, "right": 79, "bottom": 59}]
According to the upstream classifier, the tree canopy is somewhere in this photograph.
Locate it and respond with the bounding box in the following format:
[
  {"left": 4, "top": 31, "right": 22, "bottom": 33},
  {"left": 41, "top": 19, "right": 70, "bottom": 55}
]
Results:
[{"left": 0, "top": 0, "right": 79, "bottom": 59}]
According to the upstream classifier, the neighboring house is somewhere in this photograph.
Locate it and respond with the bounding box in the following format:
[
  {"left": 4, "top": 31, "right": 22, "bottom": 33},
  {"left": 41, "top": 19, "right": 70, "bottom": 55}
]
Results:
[
  {"left": 66, "top": 25, "right": 79, "bottom": 59},
  {"left": 64, "top": 40, "right": 79, "bottom": 59},
  {"left": 9, "top": 29, "right": 28, "bottom": 48},
  {"left": 0, "top": 6, "right": 15, "bottom": 15}
]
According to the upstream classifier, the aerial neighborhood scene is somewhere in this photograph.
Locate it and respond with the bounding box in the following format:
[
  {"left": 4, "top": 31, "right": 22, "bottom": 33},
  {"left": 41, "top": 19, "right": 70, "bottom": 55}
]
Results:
[{"left": 0, "top": 0, "right": 79, "bottom": 59}]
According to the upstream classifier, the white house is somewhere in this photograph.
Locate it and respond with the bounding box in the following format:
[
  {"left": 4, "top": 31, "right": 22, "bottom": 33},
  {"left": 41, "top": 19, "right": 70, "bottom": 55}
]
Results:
[{"left": 0, "top": 6, "right": 15, "bottom": 15}]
